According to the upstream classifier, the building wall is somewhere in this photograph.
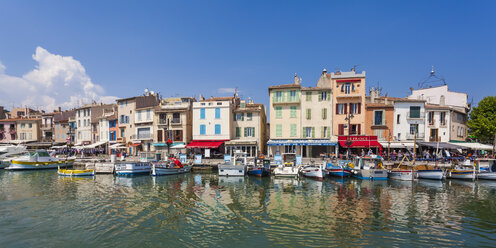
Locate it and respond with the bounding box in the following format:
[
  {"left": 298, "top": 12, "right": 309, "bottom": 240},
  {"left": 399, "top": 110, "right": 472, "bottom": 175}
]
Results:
[
  {"left": 424, "top": 108, "right": 450, "bottom": 142},
  {"left": 408, "top": 85, "right": 468, "bottom": 111},
  {"left": 54, "top": 121, "right": 69, "bottom": 143},
  {"left": 16, "top": 119, "right": 41, "bottom": 141},
  {"left": 99, "top": 119, "right": 109, "bottom": 142},
  {"left": 232, "top": 107, "right": 265, "bottom": 152},
  {"left": 393, "top": 101, "right": 426, "bottom": 141},
  {"left": 117, "top": 98, "right": 136, "bottom": 143},
  {"left": 192, "top": 100, "right": 232, "bottom": 140},
  {"left": 331, "top": 71, "right": 366, "bottom": 136},
  {"left": 301, "top": 89, "right": 332, "bottom": 139},
  {"left": 269, "top": 88, "right": 301, "bottom": 139},
  {"left": 0, "top": 121, "right": 17, "bottom": 142},
  {"left": 365, "top": 106, "right": 394, "bottom": 141},
  {"left": 75, "top": 107, "right": 92, "bottom": 144},
  {"left": 450, "top": 111, "right": 468, "bottom": 142}
]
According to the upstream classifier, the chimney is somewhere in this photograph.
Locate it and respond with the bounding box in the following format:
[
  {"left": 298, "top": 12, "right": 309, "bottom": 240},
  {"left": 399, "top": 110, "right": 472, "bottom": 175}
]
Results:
[{"left": 58, "top": 106, "right": 61, "bottom": 112}]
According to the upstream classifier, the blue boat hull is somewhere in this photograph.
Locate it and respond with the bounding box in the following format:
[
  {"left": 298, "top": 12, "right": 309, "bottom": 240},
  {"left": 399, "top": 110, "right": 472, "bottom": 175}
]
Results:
[{"left": 247, "top": 167, "right": 270, "bottom": 177}]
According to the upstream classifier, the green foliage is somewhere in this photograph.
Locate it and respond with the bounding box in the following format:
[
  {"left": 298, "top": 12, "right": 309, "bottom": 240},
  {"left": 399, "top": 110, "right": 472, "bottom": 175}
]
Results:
[{"left": 468, "top": 96, "right": 496, "bottom": 144}]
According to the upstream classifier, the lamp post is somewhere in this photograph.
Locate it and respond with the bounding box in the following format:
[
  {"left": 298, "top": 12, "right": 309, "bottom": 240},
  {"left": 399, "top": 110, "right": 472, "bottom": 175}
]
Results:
[{"left": 344, "top": 112, "right": 354, "bottom": 160}]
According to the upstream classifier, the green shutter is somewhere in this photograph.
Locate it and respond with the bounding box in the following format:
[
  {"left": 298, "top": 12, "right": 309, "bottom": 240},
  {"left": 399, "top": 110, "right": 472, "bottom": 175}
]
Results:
[
  {"left": 321, "top": 126, "right": 325, "bottom": 138},
  {"left": 272, "top": 91, "right": 276, "bottom": 103},
  {"left": 327, "top": 126, "right": 331, "bottom": 137},
  {"left": 276, "top": 124, "right": 282, "bottom": 137},
  {"left": 252, "top": 127, "right": 255, "bottom": 137},
  {"left": 244, "top": 127, "right": 247, "bottom": 137},
  {"left": 303, "top": 127, "right": 306, "bottom": 138},
  {"left": 318, "top": 92, "right": 322, "bottom": 101},
  {"left": 295, "top": 90, "right": 300, "bottom": 102},
  {"left": 312, "top": 127, "right": 315, "bottom": 138},
  {"left": 322, "top": 108, "right": 327, "bottom": 120},
  {"left": 327, "top": 91, "right": 331, "bottom": 101},
  {"left": 241, "top": 113, "right": 244, "bottom": 121}
]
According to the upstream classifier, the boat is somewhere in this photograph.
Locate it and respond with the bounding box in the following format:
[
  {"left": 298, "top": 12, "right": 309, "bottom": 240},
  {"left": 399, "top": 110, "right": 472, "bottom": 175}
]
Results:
[
  {"left": 300, "top": 161, "right": 326, "bottom": 180},
  {"left": 448, "top": 160, "right": 475, "bottom": 180},
  {"left": 218, "top": 151, "right": 247, "bottom": 176},
  {"left": 247, "top": 158, "right": 271, "bottom": 177},
  {"left": 0, "top": 145, "right": 27, "bottom": 169},
  {"left": 326, "top": 160, "right": 351, "bottom": 177},
  {"left": 151, "top": 158, "right": 191, "bottom": 176},
  {"left": 415, "top": 164, "right": 444, "bottom": 180},
  {"left": 273, "top": 162, "right": 299, "bottom": 177},
  {"left": 114, "top": 162, "right": 152, "bottom": 176},
  {"left": 5, "top": 150, "right": 75, "bottom": 170},
  {"left": 349, "top": 155, "right": 388, "bottom": 180},
  {"left": 58, "top": 166, "right": 95, "bottom": 176},
  {"left": 388, "top": 169, "right": 416, "bottom": 181},
  {"left": 476, "top": 158, "right": 496, "bottom": 180}
]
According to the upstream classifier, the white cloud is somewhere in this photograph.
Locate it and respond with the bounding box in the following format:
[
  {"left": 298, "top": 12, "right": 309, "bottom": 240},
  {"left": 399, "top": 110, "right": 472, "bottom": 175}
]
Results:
[
  {"left": 0, "top": 47, "right": 117, "bottom": 111},
  {"left": 217, "top": 87, "right": 239, "bottom": 94}
]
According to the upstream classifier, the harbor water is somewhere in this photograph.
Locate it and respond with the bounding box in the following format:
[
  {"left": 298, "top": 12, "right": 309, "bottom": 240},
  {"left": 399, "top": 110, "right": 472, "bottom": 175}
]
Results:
[{"left": 1, "top": 170, "right": 496, "bottom": 247}]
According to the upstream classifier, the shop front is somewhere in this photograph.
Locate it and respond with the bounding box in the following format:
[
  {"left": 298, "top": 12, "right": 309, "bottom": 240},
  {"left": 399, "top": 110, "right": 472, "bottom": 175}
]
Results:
[
  {"left": 338, "top": 135, "right": 383, "bottom": 157},
  {"left": 267, "top": 139, "right": 338, "bottom": 158},
  {"left": 225, "top": 140, "right": 258, "bottom": 157},
  {"left": 186, "top": 140, "right": 228, "bottom": 159}
]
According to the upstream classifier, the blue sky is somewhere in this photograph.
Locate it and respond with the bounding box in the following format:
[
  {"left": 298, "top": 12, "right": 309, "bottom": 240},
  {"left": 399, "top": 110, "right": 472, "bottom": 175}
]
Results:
[{"left": 0, "top": 0, "right": 494, "bottom": 111}]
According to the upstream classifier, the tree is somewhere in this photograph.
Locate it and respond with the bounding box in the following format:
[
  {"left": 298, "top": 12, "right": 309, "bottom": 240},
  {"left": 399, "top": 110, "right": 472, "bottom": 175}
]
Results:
[{"left": 468, "top": 96, "right": 496, "bottom": 144}]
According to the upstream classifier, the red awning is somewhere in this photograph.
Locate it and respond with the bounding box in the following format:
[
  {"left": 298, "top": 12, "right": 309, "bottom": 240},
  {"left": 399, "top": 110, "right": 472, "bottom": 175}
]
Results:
[
  {"left": 186, "top": 140, "right": 225, "bottom": 149},
  {"left": 130, "top": 143, "right": 141, "bottom": 147},
  {"left": 339, "top": 140, "right": 383, "bottom": 148}
]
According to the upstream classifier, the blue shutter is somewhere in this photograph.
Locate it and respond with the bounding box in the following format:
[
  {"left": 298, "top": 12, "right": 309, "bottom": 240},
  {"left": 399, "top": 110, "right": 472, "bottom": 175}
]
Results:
[
  {"left": 200, "top": 109, "right": 205, "bottom": 119},
  {"left": 200, "top": 125, "right": 206, "bottom": 135},
  {"left": 215, "top": 124, "right": 221, "bottom": 135},
  {"left": 215, "top": 108, "right": 220, "bottom": 119}
]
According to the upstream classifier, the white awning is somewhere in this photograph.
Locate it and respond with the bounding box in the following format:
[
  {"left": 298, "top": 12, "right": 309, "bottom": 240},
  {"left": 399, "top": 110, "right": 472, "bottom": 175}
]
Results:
[
  {"left": 83, "top": 140, "right": 108, "bottom": 149},
  {"left": 379, "top": 142, "right": 417, "bottom": 149},
  {"left": 110, "top": 143, "right": 126, "bottom": 149},
  {"left": 452, "top": 142, "right": 494, "bottom": 150}
]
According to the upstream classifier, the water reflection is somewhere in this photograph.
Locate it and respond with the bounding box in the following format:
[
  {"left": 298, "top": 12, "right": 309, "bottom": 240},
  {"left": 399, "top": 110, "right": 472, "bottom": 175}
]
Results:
[{"left": 1, "top": 170, "right": 496, "bottom": 247}]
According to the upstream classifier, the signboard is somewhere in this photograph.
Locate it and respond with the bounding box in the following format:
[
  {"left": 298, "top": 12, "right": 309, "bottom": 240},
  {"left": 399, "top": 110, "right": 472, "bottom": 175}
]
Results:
[
  {"left": 224, "top": 155, "right": 232, "bottom": 162},
  {"left": 338, "top": 136, "right": 378, "bottom": 142},
  {"left": 179, "top": 154, "right": 187, "bottom": 164},
  {"left": 194, "top": 155, "right": 202, "bottom": 164},
  {"left": 205, "top": 149, "right": 210, "bottom": 158}
]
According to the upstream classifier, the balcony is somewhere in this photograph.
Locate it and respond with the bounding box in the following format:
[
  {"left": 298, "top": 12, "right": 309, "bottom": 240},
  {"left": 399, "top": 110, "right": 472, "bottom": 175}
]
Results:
[
  {"left": 41, "top": 124, "right": 53, "bottom": 130},
  {"left": 272, "top": 97, "right": 300, "bottom": 105},
  {"left": 407, "top": 111, "right": 425, "bottom": 120},
  {"left": 406, "top": 133, "right": 425, "bottom": 140},
  {"left": 160, "top": 102, "right": 189, "bottom": 110},
  {"left": 117, "top": 137, "right": 126, "bottom": 143},
  {"left": 171, "top": 118, "right": 181, "bottom": 125}
]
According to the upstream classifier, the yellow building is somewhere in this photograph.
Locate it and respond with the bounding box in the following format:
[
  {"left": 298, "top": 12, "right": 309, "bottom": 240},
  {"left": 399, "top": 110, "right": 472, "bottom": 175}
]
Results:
[{"left": 16, "top": 118, "right": 42, "bottom": 142}]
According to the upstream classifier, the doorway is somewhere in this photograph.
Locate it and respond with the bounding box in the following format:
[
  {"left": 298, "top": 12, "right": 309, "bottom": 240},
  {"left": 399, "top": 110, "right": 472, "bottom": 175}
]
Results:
[{"left": 430, "top": 129, "right": 438, "bottom": 142}]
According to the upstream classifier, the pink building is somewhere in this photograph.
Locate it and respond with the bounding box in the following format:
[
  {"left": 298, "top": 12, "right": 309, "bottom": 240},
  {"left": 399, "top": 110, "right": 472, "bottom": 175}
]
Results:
[{"left": 0, "top": 119, "right": 17, "bottom": 142}]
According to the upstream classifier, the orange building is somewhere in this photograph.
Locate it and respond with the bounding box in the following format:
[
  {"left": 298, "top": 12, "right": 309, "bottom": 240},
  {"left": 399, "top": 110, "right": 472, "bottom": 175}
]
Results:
[{"left": 364, "top": 90, "right": 395, "bottom": 141}]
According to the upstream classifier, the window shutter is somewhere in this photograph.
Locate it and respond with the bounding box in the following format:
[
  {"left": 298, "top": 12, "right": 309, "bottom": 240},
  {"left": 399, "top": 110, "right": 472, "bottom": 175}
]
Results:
[
  {"left": 303, "top": 127, "right": 306, "bottom": 137},
  {"left": 338, "top": 124, "right": 344, "bottom": 135},
  {"left": 157, "top": 130, "right": 162, "bottom": 142},
  {"left": 327, "top": 126, "right": 331, "bottom": 137},
  {"left": 358, "top": 103, "right": 361, "bottom": 114},
  {"left": 244, "top": 127, "right": 247, "bottom": 137},
  {"left": 358, "top": 124, "right": 361, "bottom": 135},
  {"left": 327, "top": 91, "right": 331, "bottom": 101},
  {"left": 344, "top": 104, "right": 348, "bottom": 114},
  {"left": 336, "top": 104, "right": 339, "bottom": 114},
  {"left": 318, "top": 92, "right": 322, "bottom": 101},
  {"left": 295, "top": 90, "right": 300, "bottom": 102},
  {"left": 382, "top": 111, "right": 385, "bottom": 125},
  {"left": 252, "top": 127, "right": 255, "bottom": 137},
  {"left": 321, "top": 126, "right": 325, "bottom": 138},
  {"left": 241, "top": 113, "right": 244, "bottom": 121},
  {"left": 272, "top": 91, "right": 276, "bottom": 103},
  {"left": 312, "top": 127, "right": 315, "bottom": 138}
]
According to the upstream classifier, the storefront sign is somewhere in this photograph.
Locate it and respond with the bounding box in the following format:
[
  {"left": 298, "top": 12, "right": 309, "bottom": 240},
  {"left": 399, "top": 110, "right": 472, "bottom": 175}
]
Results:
[{"left": 205, "top": 149, "right": 210, "bottom": 158}]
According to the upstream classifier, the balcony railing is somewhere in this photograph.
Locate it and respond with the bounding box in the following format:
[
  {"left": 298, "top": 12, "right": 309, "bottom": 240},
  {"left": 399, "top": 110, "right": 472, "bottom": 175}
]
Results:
[
  {"left": 406, "top": 133, "right": 425, "bottom": 140},
  {"left": 407, "top": 111, "right": 425, "bottom": 119}
]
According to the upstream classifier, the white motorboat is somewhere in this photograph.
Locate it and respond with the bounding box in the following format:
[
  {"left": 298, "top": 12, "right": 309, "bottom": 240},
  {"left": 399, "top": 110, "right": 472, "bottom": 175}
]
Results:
[
  {"left": 300, "top": 162, "right": 326, "bottom": 180},
  {"left": 151, "top": 161, "right": 191, "bottom": 176},
  {"left": 218, "top": 151, "right": 247, "bottom": 176},
  {"left": 0, "top": 145, "right": 27, "bottom": 169},
  {"left": 415, "top": 164, "right": 444, "bottom": 180},
  {"left": 5, "top": 150, "right": 74, "bottom": 170},
  {"left": 114, "top": 162, "right": 152, "bottom": 176},
  {"left": 273, "top": 162, "right": 299, "bottom": 177},
  {"left": 350, "top": 155, "right": 388, "bottom": 180},
  {"left": 476, "top": 158, "right": 496, "bottom": 180}
]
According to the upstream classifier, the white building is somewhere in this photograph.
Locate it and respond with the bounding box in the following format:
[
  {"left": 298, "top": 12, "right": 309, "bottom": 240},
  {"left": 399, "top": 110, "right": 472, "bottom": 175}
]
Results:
[
  {"left": 75, "top": 106, "right": 92, "bottom": 145},
  {"left": 189, "top": 96, "right": 238, "bottom": 156},
  {"left": 393, "top": 99, "right": 426, "bottom": 142}
]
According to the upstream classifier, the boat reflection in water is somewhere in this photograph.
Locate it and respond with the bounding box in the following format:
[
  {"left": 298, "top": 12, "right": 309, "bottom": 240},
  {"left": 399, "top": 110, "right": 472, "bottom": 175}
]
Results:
[{"left": 1, "top": 171, "right": 496, "bottom": 247}]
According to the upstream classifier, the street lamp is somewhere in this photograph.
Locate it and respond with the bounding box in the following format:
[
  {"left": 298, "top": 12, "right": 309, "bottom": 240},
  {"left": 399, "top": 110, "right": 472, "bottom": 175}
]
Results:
[{"left": 344, "top": 112, "right": 354, "bottom": 160}]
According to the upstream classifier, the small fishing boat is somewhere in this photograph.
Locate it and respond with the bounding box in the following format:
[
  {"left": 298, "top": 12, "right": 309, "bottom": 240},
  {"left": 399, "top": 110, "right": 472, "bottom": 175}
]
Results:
[
  {"left": 448, "top": 160, "right": 475, "bottom": 180},
  {"left": 350, "top": 155, "right": 388, "bottom": 180},
  {"left": 5, "top": 150, "right": 74, "bottom": 170},
  {"left": 301, "top": 162, "right": 326, "bottom": 180},
  {"left": 273, "top": 162, "right": 299, "bottom": 177},
  {"left": 58, "top": 166, "right": 95, "bottom": 176},
  {"left": 114, "top": 162, "right": 152, "bottom": 176},
  {"left": 476, "top": 158, "right": 496, "bottom": 180},
  {"left": 415, "top": 164, "right": 444, "bottom": 180},
  {"left": 388, "top": 169, "right": 416, "bottom": 181},
  {"left": 247, "top": 158, "right": 271, "bottom": 177},
  {"left": 218, "top": 151, "right": 247, "bottom": 176},
  {"left": 326, "top": 160, "right": 351, "bottom": 177},
  {"left": 151, "top": 158, "right": 191, "bottom": 176}
]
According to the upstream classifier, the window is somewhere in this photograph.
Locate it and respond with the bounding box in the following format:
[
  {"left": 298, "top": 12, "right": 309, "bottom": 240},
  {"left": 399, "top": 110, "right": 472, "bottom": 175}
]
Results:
[
  {"left": 246, "top": 113, "right": 252, "bottom": 121},
  {"left": 338, "top": 124, "right": 345, "bottom": 135},
  {"left": 322, "top": 108, "right": 327, "bottom": 120},
  {"left": 201, "top": 103, "right": 205, "bottom": 106},
  {"left": 275, "top": 107, "right": 282, "bottom": 119},
  {"left": 200, "top": 109, "right": 205, "bottom": 119},
  {"left": 322, "top": 126, "right": 328, "bottom": 138},
  {"left": 146, "top": 109, "right": 151, "bottom": 120},
  {"left": 410, "top": 124, "right": 419, "bottom": 135},
  {"left": 137, "top": 110, "right": 142, "bottom": 121},
  {"left": 275, "top": 91, "right": 282, "bottom": 102},
  {"left": 397, "top": 114, "right": 400, "bottom": 124},
  {"left": 350, "top": 124, "right": 360, "bottom": 135},
  {"left": 306, "top": 109, "right": 311, "bottom": 120},
  {"left": 276, "top": 124, "right": 282, "bottom": 137},
  {"left": 337, "top": 104, "right": 345, "bottom": 115},
  {"left": 290, "top": 124, "right": 297, "bottom": 137},
  {"left": 350, "top": 103, "right": 360, "bottom": 114},
  {"left": 236, "top": 127, "right": 241, "bottom": 137},
  {"left": 290, "top": 106, "right": 296, "bottom": 118},
  {"left": 344, "top": 83, "right": 351, "bottom": 94},
  {"left": 306, "top": 92, "right": 312, "bottom": 101},
  {"left": 245, "top": 127, "right": 254, "bottom": 137},
  {"left": 21, "top": 123, "right": 25, "bottom": 128},
  {"left": 120, "top": 101, "right": 123, "bottom": 107},
  {"left": 319, "top": 91, "right": 328, "bottom": 101},
  {"left": 78, "top": 120, "right": 81, "bottom": 128},
  {"left": 217, "top": 102, "right": 222, "bottom": 105},
  {"left": 428, "top": 112, "right": 434, "bottom": 125},
  {"left": 410, "top": 106, "right": 421, "bottom": 118},
  {"left": 120, "top": 129, "right": 125, "bottom": 137},
  {"left": 374, "top": 129, "right": 383, "bottom": 139},
  {"left": 305, "top": 127, "right": 313, "bottom": 138},
  {"left": 440, "top": 112, "right": 446, "bottom": 126},
  {"left": 215, "top": 108, "right": 221, "bottom": 119},
  {"left": 200, "top": 125, "right": 206, "bottom": 135},
  {"left": 374, "top": 111, "right": 384, "bottom": 125},
  {"left": 215, "top": 124, "right": 221, "bottom": 135},
  {"left": 236, "top": 113, "right": 244, "bottom": 121},
  {"left": 289, "top": 90, "right": 296, "bottom": 102}
]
